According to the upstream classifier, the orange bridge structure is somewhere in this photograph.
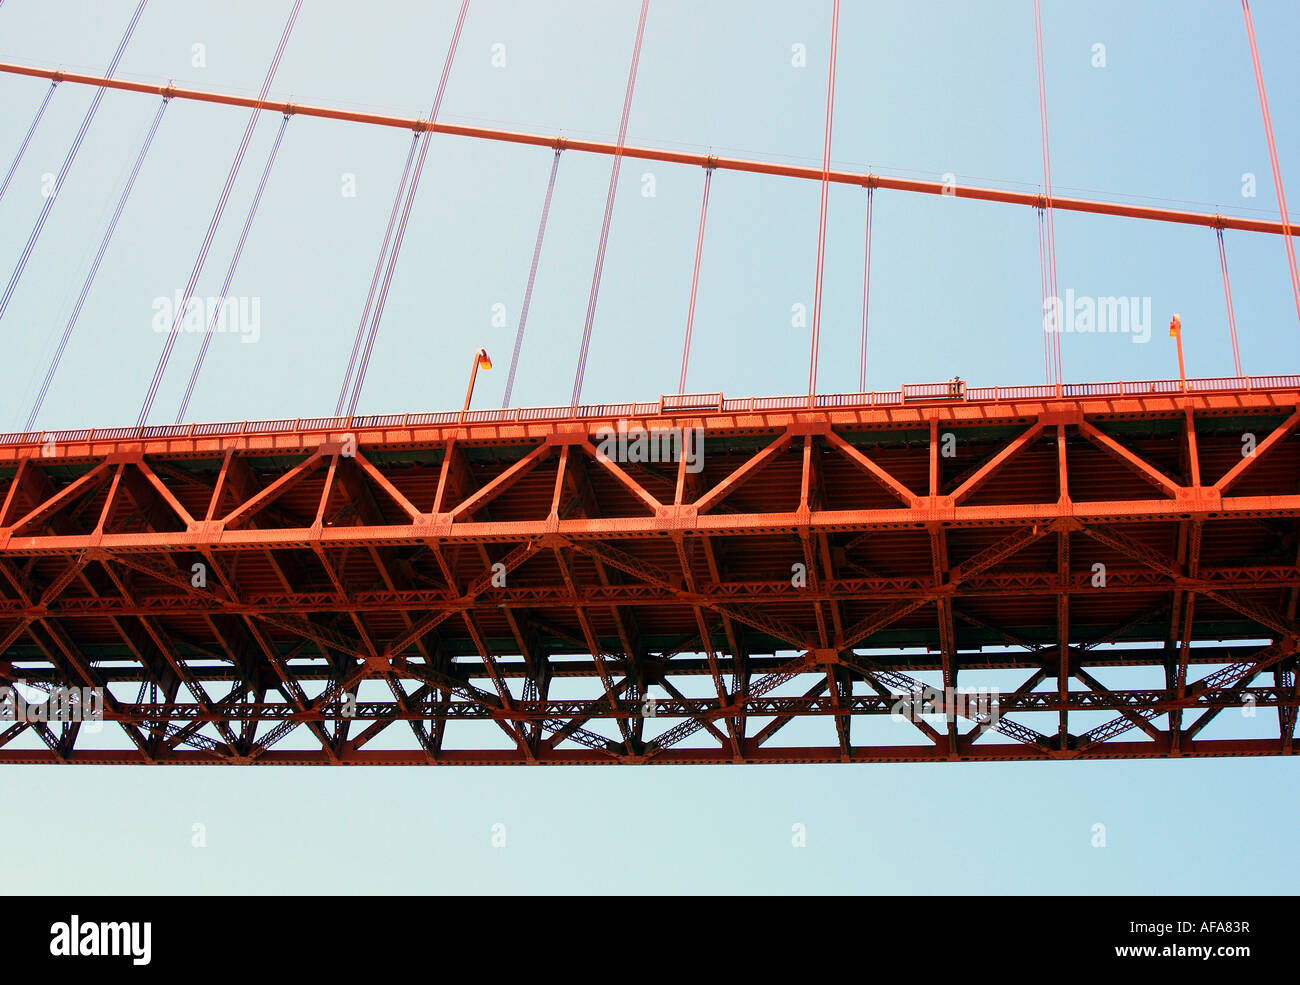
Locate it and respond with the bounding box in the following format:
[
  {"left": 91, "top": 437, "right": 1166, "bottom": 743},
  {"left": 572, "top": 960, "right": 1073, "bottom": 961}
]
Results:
[
  {"left": 1, "top": 2, "right": 1298, "bottom": 764},
  {"left": 2, "top": 378, "right": 1299, "bottom": 764}
]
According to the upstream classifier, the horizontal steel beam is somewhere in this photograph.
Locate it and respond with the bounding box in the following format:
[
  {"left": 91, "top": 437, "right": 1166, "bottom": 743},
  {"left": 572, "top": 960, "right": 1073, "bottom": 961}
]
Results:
[
  {"left": 68, "top": 685, "right": 1294, "bottom": 724},
  {"left": 0, "top": 737, "right": 1284, "bottom": 765}
]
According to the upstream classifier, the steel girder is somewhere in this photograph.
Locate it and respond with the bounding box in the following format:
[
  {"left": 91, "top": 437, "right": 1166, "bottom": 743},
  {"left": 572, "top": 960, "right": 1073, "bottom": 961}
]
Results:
[{"left": 2, "top": 382, "right": 1300, "bottom": 764}]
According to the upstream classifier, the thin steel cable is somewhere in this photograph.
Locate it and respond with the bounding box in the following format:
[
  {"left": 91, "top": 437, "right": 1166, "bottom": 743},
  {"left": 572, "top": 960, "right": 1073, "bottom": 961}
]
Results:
[
  {"left": 1217, "top": 228, "right": 1243, "bottom": 377},
  {"left": 1034, "top": 2, "right": 1056, "bottom": 384},
  {"left": 570, "top": 0, "right": 651, "bottom": 406},
  {"left": 0, "top": 79, "right": 58, "bottom": 205},
  {"left": 343, "top": 0, "right": 471, "bottom": 419},
  {"left": 807, "top": 0, "right": 840, "bottom": 403},
  {"left": 175, "top": 113, "right": 291, "bottom": 423},
  {"left": 677, "top": 167, "right": 712, "bottom": 394},
  {"left": 503, "top": 148, "right": 562, "bottom": 408},
  {"left": 858, "top": 185, "right": 873, "bottom": 392},
  {"left": 26, "top": 96, "right": 170, "bottom": 432},
  {"left": 0, "top": 0, "right": 147, "bottom": 326},
  {"left": 335, "top": 133, "right": 418, "bottom": 416},
  {"left": 1242, "top": 0, "right": 1300, "bottom": 329},
  {"left": 1034, "top": 0, "right": 1062, "bottom": 386},
  {"left": 137, "top": 0, "right": 302, "bottom": 427},
  {"left": 1037, "top": 206, "right": 1051, "bottom": 382}
]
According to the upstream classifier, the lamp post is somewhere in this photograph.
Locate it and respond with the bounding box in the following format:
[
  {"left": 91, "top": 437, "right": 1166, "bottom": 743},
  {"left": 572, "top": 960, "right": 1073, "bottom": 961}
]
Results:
[
  {"left": 460, "top": 348, "right": 492, "bottom": 422},
  {"left": 1169, "top": 314, "right": 1185, "bottom": 391}
]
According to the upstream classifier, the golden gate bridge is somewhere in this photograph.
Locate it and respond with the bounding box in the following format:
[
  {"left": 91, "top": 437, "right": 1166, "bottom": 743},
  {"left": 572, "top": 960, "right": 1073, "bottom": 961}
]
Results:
[{"left": 0, "top": 0, "right": 1297, "bottom": 765}]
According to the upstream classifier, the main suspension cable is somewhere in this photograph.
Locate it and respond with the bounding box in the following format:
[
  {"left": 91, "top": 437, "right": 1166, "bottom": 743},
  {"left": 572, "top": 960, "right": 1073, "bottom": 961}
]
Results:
[
  {"left": 137, "top": 0, "right": 302, "bottom": 427},
  {"left": 502, "top": 148, "right": 562, "bottom": 408},
  {"left": 25, "top": 96, "right": 170, "bottom": 432},
  {"left": 1, "top": 61, "right": 1295, "bottom": 237},
  {"left": 0, "top": 0, "right": 147, "bottom": 327},
  {"left": 1241, "top": 0, "right": 1300, "bottom": 329},
  {"left": 570, "top": 0, "right": 650, "bottom": 406}
]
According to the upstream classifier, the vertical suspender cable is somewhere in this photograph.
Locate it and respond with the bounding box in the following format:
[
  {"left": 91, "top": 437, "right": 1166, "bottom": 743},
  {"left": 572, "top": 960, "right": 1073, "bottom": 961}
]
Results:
[
  {"left": 502, "top": 148, "right": 562, "bottom": 408},
  {"left": 343, "top": 0, "right": 471, "bottom": 419},
  {"left": 677, "top": 166, "right": 712, "bottom": 394},
  {"left": 335, "top": 133, "right": 419, "bottom": 415},
  {"left": 1242, "top": 0, "right": 1300, "bottom": 329},
  {"left": 858, "top": 185, "right": 873, "bottom": 392},
  {"left": 807, "top": 0, "right": 840, "bottom": 406},
  {"left": 0, "top": 0, "right": 147, "bottom": 326},
  {"left": 0, "top": 79, "right": 58, "bottom": 205},
  {"left": 570, "top": 0, "right": 651, "bottom": 407},
  {"left": 174, "top": 113, "right": 291, "bottom": 423},
  {"left": 1037, "top": 206, "right": 1051, "bottom": 383},
  {"left": 1033, "top": 0, "right": 1063, "bottom": 389},
  {"left": 137, "top": 0, "right": 302, "bottom": 427},
  {"left": 1216, "top": 228, "right": 1243, "bottom": 377},
  {"left": 26, "top": 96, "right": 169, "bottom": 432}
]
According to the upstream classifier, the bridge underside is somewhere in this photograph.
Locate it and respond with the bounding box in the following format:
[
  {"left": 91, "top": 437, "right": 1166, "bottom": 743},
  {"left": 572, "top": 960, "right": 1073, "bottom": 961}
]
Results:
[{"left": 1, "top": 380, "right": 1299, "bottom": 764}]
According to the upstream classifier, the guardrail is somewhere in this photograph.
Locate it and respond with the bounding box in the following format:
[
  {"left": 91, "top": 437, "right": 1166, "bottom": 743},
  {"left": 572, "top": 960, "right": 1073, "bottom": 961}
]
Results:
[
  {"left": 661, "top": 392, "right": 723, "bottom": 412},
  {"left": 903, "top": 381, "right": 966, "bottom": 400},
  {"left": 1, "top": 375, "right": 1295, "bottom": 448}
]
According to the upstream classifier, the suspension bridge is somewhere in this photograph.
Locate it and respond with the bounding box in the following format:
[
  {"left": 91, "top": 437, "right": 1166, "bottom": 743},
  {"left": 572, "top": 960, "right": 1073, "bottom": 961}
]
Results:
[{"left": 0, "top": 0, "right": 1297, "bottom": 765}]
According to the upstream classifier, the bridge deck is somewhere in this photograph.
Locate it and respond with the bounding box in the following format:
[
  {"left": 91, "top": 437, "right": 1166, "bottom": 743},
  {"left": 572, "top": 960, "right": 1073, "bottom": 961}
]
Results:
[{"left": 1, "top": 376, "right": 1297, "bottom": 764}]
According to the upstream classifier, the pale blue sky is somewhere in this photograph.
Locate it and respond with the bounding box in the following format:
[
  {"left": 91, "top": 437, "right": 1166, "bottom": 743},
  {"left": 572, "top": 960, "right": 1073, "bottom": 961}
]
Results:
[{"left": 0, "top": 0, "right": 1297, "bottom": 894}]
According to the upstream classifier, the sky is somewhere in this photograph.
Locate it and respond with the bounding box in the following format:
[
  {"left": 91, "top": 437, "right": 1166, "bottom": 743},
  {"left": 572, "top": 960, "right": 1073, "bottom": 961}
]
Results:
[{"left": 0, "top": 0, "right": 1297, "bottom": 895}]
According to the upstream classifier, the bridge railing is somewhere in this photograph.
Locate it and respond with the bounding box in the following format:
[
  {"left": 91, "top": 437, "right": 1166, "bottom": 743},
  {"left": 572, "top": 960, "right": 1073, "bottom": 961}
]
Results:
[
  {"left": 966, "top": 385, "right": 1058, "bottom": 400},
  {"left": 902, "top": 381, "right": 970, "bottom": 400},
  {"left": 3, "top": 373, "right": 1298, "bottom": 448},
  {"left": 662, "top": 392, "right": 723, "bottom": 412}
]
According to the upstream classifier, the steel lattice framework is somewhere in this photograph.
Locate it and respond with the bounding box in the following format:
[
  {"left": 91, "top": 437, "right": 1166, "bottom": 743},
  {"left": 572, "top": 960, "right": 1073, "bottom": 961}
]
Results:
[{"left": 1, "top": 376, "right": 1298, "bottom": 764}]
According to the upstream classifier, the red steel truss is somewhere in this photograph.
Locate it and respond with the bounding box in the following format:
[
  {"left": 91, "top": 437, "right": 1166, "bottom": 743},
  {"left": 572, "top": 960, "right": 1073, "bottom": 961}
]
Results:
[{"left": 2, "top": 375, "right": 1299, "bottom": 765}]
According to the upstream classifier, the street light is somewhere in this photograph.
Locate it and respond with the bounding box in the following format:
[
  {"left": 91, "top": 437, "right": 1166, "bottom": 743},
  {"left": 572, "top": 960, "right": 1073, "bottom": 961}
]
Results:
[
  {"left": 461, "top": 347, "right": 492, "bottom": 421},
  {"left": 1169, "top": 314, "right": 1185, "bottom": 390}
]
